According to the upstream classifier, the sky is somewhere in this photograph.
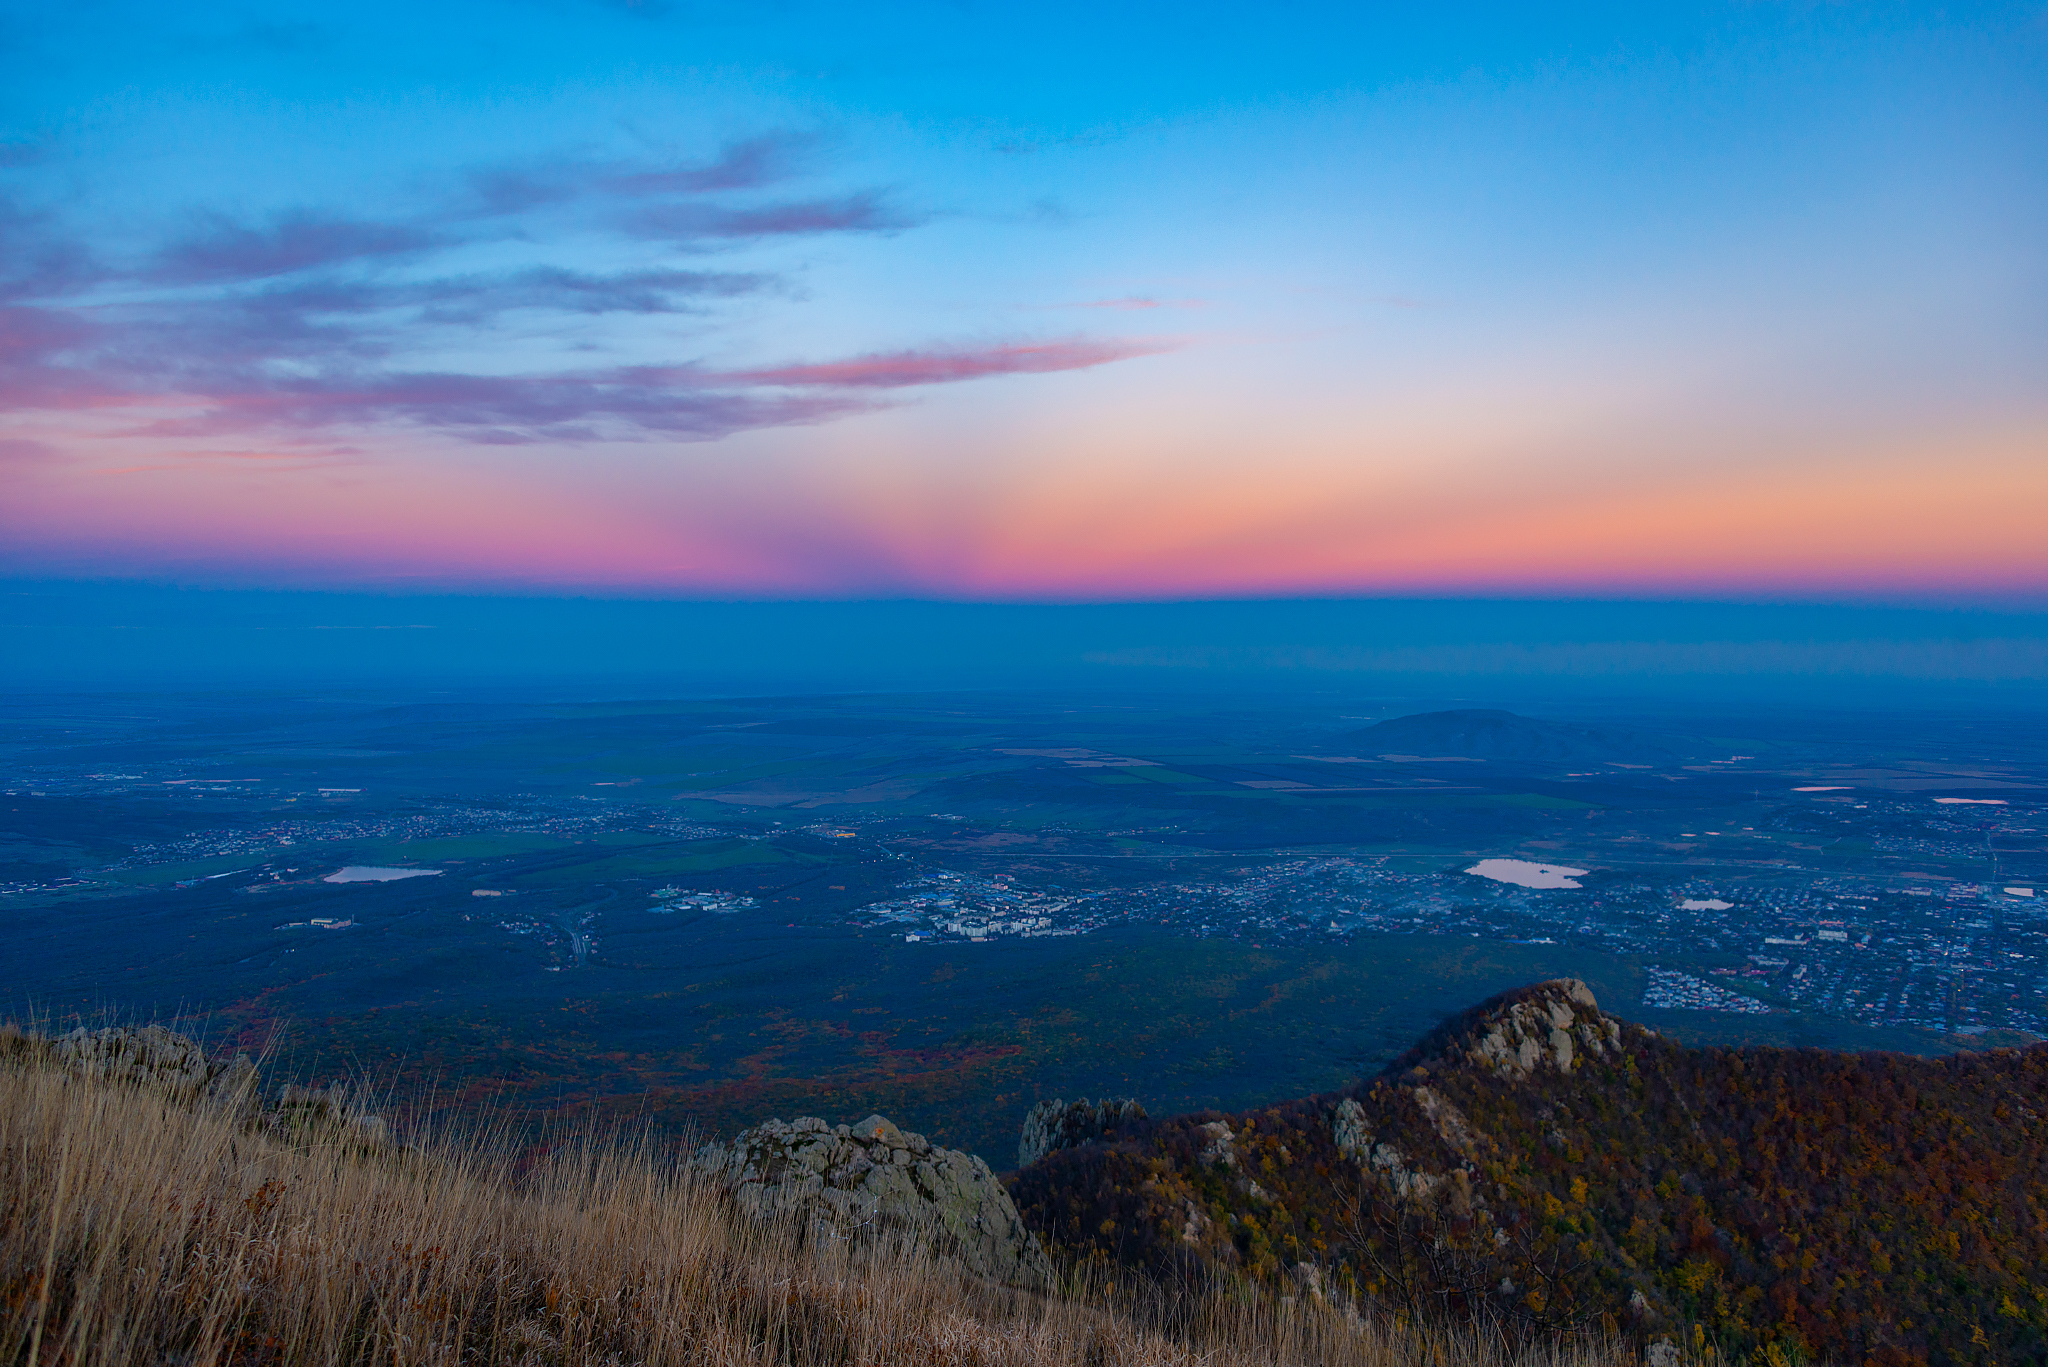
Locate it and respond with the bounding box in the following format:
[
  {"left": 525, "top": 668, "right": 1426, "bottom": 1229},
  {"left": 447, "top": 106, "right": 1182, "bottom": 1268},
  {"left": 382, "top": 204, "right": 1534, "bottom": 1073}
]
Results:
[{"left": 3, "top": 1, "right": 2044, "bottom": 609}]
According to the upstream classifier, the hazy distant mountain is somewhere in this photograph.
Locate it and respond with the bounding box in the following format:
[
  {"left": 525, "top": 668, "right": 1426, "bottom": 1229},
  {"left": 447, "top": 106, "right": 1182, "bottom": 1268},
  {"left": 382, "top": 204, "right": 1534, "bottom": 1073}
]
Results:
[
  {"left": 1345, "top": 709, "right": 1685, "bottom": 762},
  {"left": 1011, "top": 980, "right": 2048, "bottom": 1366}
]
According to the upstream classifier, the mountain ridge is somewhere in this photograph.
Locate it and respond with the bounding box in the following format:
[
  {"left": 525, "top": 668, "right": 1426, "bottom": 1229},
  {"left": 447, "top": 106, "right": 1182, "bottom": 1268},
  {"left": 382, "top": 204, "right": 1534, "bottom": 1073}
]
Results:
[{"left": 1008, "top": 979, "right": 2048, "bottom": 1367}]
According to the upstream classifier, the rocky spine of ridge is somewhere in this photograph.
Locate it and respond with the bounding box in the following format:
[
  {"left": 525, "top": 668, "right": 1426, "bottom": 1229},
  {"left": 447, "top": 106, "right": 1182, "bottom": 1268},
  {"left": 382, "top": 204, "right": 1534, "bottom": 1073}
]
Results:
[
  {"left": 1007, "top": 980, "right": 1672, "bottom": 1342},
  {"left": 1325, "top": 979, "right": 1642, "bottom": 1206},
  {"left": 694, "top": 1114, "right": 1054, "bottom": 1289}
]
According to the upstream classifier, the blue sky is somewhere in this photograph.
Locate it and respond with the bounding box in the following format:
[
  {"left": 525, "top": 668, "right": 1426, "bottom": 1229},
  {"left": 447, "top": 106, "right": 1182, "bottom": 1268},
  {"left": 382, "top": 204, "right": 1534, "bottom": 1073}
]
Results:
[{"left": 2, "top": 2, "right": 2044, "bottom": 687}]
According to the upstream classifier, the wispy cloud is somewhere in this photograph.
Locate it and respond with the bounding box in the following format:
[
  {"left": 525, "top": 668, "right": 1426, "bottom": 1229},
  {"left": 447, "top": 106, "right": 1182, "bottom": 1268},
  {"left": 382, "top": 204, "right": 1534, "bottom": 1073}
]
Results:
[
  {"left": 107, "top": 367, "right": 878, "bottom": 446},
  {"left": 0, "top": 203, "right": 103, "bottom": 302},
  {"left": 0, "top": 437, "right": 58, "bottom": 463},
  {"left": 733, "top": 339, "right": 1174, "bottom": 388},
  {"left": 150, "top": 213, "right": 442, "bottom": 285},
  {"left": 458, "top": 132, "right": 814, "bottom": 218},
  {"left": 622, "top": 190, "right": 917, "bottom": 242},
  {"left": 1, "top": 136, "right": 1163, "bottom": 450},
  {"left": 601, "top": 133, "right": 813, "bottom": 196},
  {"left": 0, "top": 304, "right": 103, "bottom": 406}
]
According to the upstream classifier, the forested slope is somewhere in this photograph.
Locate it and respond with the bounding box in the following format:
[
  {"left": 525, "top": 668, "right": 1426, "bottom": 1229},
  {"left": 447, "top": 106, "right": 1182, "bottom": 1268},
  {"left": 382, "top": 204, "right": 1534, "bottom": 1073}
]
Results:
[{"left": 1010, "top": 981, "right": 2048, "bottom": 1366}]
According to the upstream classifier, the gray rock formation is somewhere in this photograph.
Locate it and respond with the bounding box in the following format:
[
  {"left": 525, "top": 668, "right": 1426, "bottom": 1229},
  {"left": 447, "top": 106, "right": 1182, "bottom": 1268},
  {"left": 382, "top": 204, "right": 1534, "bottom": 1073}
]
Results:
[
  {"left": 1016, "top": 1096, "right": 1146, "bottom": 1168},
  {"left": 696, "top": 1114, "right": 1053, "bottom": 1288},
  {"left": 49, "top": 1024, "right": 260, "bottom": 1111},
  {"left": 1457, "top": 978, "right": 1625, "bottom": 1080},
  {"left": 1194, "top": 1119, "right": 1237, "bottom": 1168},
  {"left": 1329, "top": 1098, "right": 1446, "bottom": 1204},
  {"left": 271, "top": 1081, "right": 390, "bottom": 1147},
  {"left": 1331, "top": 1097, "right": 1370, "bottom": 1160},
  {"left": 1326, "top": 981, "right": 1648, "bottom": 1212},
  {"left": 6, "top": 1022, "right": 391, "bottom": 1145}
]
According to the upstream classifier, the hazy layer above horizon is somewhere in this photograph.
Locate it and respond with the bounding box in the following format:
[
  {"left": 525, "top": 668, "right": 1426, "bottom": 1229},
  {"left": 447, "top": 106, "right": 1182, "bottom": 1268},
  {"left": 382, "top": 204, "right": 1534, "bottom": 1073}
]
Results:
[{"left": 4, "top": 583, "right": 2045, "bottom": 704}]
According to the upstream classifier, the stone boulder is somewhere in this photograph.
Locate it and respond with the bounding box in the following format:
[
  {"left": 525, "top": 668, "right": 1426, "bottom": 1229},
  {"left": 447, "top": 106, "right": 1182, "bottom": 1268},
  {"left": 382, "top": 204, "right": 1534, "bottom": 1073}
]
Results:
[
  {"left": 270, "top": 1081, "right": 390, "bottom": 1148},
  {"left": 48, "top": 1024, "right": 259, "bottom": 1111},
  {"left": 695, "top": 1114, "right": 1053, "bottom": 1288},
  {"left": 1017, "top": 1096, "right": 1147, "bottom": 1168},
  {"left": 6, "top": 1022, "right": 392, "bottom": 1146}
]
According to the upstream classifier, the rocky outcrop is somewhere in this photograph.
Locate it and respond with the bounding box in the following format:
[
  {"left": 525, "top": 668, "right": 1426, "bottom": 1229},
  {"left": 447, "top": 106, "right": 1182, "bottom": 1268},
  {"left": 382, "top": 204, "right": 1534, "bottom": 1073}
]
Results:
[
  {"left": 1386, "top": 978, "right": 1638, "bottom": 1085},
  {"left": 696, "top": 1114, "right": 1054, "bottom": 1288},
  {"left": 1014, "top": 977, "right": 2048, "bottom": 1364},
  {"left": 1456, "top": 978, "right": 1628, "bottom": 1080},
  {"left": 4, "top": 1022, "right": 394, "bottom": 1147},
  {"left": 46, "top": 1024, "right": 260, "bottom": 1111},
  {"left": 1330, "top": 1098, "right": 1446, "bottom": 1204},
  {"left": 1322, "top": 981, "right": 1636, "bottom": 1206},
  {"left": 271, "top": 1081, "right": 390, "bottom": 1147},
  {"left": 1330, "top": 1096, "right": 1371, "bottom": 1159},
  {"left": 1017, "top": 1096, "right": 1146, "bottom": 1167}
]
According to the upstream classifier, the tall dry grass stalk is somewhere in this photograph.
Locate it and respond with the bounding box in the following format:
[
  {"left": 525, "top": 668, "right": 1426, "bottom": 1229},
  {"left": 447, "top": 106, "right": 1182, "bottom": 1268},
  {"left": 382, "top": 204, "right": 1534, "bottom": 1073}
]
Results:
[{"left": 0, "top": 1051, "right": 1636, "bottom": 1367}]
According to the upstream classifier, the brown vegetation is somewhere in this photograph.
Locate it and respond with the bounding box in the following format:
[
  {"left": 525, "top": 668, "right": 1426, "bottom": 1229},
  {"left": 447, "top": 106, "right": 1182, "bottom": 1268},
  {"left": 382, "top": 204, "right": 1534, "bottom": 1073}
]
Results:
[
  {"left": 0, "top": 1029, "right": 1630, "bottom": 1367},
  {"left": 1011, "top": 982, "right": 2048, "bottom": 1367}
]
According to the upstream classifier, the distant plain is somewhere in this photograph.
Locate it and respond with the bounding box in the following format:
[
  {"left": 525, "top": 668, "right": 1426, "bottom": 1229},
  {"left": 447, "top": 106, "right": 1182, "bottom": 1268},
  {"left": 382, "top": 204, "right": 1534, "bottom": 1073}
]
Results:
[{"left": 4, "top": 688, "right": 2043, "bottom": 1162}]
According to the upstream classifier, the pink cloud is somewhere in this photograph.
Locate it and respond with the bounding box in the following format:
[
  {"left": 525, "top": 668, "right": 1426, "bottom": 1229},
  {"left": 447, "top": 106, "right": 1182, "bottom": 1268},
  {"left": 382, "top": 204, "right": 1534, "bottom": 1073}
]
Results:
[
  {"left": 731, "top": 338, "right": 1174, "bottom": 389},
  {"left": 0, "top": 437, "right": 58, "bottom": 463}
]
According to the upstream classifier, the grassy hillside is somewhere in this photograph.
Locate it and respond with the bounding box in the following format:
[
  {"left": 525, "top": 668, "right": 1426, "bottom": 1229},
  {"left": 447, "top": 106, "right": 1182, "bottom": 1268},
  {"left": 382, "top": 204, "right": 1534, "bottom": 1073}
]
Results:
[
  {"left": 0, "top": 1024, "right": 1628, "bottom": 1367},
  {"left": 1010, "top": 982, "right": 2048, "bottom": 1367}
]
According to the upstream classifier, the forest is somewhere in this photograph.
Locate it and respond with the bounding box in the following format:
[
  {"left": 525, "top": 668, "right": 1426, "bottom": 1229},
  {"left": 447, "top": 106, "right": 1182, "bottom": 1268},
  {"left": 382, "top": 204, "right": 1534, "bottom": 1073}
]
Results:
[{"left": 1009, "top": 981, "right": 2048, "bottom": 1366}]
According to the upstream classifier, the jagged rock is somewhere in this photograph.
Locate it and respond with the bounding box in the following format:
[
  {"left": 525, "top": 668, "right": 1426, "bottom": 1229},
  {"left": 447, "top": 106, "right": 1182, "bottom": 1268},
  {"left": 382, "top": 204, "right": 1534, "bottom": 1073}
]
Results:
[
  {"left": 48, "top": 1025, "right": 259, "bottom": 1112},
  {"left": 1017, "top": 1095, "right": 1146, "bottom": 1167},
  {"left": 695, "top": 1114, "right": 1054, "bottom": 1288},
  {"left": 1333, "top": 1097, "right": 1450, "bottom": 1202},
  {"left": 1331, "top": 1096, "right": 1371, "bottom": 1159},
  {"left": 1195, "top": 1119, "right": 1237, "bottom": 1167},
  {"left": 1411, "top": 1084, "right": 1482, "bottom": 1155},
  {"left": 6, "top": 1022, "right": 394, "bottom": 1145},
  {"left": 1177, "top": 1197, "right": 1212, "bottom": 1246},
  {"left": 1447, "top": 979, "right": 1627, "bottom": 1081},
  {"left": 1322, "top": 982, "right": 1634, "bottom": 1207},
  {"left": 270, "top": 1081, "right": 390, "bottom": 1147}
]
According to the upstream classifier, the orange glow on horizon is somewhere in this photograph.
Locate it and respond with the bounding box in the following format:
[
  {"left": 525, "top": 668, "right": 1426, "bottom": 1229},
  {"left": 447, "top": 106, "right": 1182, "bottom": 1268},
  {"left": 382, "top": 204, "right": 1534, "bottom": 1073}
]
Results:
[{"left": 5, "top": 412, "right": 2044, "bottom": 600}]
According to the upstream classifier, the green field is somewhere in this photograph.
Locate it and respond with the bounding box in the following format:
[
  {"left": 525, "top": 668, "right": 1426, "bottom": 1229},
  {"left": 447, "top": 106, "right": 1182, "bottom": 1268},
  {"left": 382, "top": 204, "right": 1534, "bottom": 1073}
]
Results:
[
  {"left": 100, "top": 852, "right": 283, "bottom": 887},
  {"left": 359, "top": 833, "right": 575, "bottom": 862},
  {"left": 509, "top": 838, "right": 819, "bottom": 884}
]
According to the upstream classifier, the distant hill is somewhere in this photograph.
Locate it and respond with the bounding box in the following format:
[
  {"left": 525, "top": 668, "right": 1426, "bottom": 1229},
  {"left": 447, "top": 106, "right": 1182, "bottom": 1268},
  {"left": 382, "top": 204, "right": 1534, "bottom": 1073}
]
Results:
[
  {"left": 1009, "top": 980, "right": 2048, "bottom": 1366},
  {"left": 1344, "top": 710, "right": 1685, "bottom": 763}
]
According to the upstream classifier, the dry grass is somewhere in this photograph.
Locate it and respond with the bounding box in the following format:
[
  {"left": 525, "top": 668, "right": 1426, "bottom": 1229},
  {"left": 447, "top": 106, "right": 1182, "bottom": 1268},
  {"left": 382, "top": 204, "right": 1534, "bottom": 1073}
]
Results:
[{"left": 0, "top": 1048, "right": 1637, "bottom": 1367}]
